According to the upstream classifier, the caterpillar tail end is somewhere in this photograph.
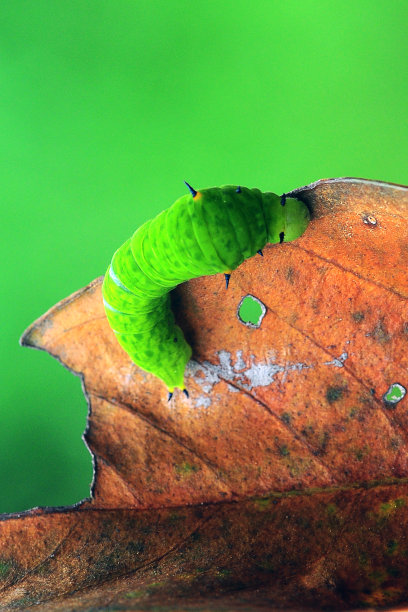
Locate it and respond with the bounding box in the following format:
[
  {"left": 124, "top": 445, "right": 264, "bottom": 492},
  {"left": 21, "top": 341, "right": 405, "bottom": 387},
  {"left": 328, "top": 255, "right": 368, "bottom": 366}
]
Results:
[{"left": 163, "top": 332, "right": 192, "bottom": 402}]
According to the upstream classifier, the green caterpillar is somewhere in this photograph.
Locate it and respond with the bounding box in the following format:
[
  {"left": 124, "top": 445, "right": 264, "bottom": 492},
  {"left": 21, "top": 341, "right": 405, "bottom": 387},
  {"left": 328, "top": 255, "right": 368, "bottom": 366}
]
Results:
[{"left": 102, "top": 183, "right": 310, "bottom": 400}]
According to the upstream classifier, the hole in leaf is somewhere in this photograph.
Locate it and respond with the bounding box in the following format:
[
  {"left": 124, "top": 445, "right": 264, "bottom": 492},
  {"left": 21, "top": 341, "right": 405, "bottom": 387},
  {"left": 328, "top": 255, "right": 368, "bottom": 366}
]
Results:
[
  {"left": 383, "top": 383, "right": 406, "bottom": 407},
  {"left": 363, "top": 213, "right": 378, "bottom": 226},
  {"left": 237, "top": 295, "right": 266, "bottom": 328}
]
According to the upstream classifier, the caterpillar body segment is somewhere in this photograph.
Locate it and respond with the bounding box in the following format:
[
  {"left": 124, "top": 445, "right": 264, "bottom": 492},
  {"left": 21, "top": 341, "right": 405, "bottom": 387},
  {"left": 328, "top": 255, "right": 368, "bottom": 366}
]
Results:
[{"left": 102, "top": 184, "right": 310, "bottom": 396}]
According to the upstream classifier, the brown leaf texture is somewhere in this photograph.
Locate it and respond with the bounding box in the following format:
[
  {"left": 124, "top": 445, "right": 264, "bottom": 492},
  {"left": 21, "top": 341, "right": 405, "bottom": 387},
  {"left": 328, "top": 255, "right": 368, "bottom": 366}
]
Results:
[{"left": 3, "top": 177, "right": 408, "bottom": 610}]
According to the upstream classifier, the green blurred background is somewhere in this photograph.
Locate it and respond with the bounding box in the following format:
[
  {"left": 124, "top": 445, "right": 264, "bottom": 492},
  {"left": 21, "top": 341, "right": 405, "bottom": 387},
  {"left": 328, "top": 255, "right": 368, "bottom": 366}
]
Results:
[{"left": 1, "top": 0, "right": 407, "bottom": 513}]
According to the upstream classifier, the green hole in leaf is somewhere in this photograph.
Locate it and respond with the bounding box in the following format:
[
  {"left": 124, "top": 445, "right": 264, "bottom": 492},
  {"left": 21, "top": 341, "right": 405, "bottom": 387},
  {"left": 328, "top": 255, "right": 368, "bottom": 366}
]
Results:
[
  {"left": 237, "top": 295, "right": 266, "bottom": 328},
  {"left": 383, "top": 383, "right": 406, "bottom": 407}
]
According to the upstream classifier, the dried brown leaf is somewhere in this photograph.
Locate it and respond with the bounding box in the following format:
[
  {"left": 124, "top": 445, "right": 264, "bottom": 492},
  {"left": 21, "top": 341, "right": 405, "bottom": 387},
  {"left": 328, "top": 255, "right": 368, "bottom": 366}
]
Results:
[{"left": 2, "top": 177, "right": 408, "bottom": 610}]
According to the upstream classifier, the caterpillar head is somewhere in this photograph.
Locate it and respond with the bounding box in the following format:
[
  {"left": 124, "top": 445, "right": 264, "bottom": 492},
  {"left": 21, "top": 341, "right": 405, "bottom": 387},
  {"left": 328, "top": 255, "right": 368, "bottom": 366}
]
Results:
[
  {"left": 281, "top": 196, "right": 311, "bottom": 242},
  {"left": 264, "top": 193, "right": 310, "bottom": 244}
]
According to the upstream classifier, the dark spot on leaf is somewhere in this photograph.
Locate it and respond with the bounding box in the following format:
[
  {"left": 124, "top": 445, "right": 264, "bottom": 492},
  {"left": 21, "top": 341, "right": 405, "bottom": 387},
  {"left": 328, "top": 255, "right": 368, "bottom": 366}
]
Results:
[
  {"left": 372, "top": 319, "right": 390, "bottom": 344},
  {"left": 326, "top": 386, "right": 344, "bottom": 403},
  {"left": 281, "top": 412, "right": 291, "bottom": 425},
  {"left": 126, "top": 540, "right": 145, "bottom": 555},
  {"left": 390, "top": 437, "right": 402, "bottom": 452},
  {"left": 386, "top": 539, "right": 399, "bottom": 556},
  {"left": 190, "top": 531, "right": 202, "bottom": 542},
  {"left": 301, "top": 424, "right": 315, "bottom": 437},
  {"left": 125, "top": 590, "right": 144, "bottom": 599},
  {"left": 10, "top": 596, "right": 39, "bottom": 608},
  {"left": 0, "top": 560, "right": 13, "bottom": 579},
  {"left": 285, "top": 267, "right": 295, "bottom": 284},
  {"left": 313, "top": 431, "right": 330, "bottom": 456},
  {"left": 310, "top": 299, "right": 320, "bottom": 315},
  {"left": 352, "top": 311, "right": 365, "bottom": 323},
  {"left": 278, "top": 445, "right": 290, "bottom": 457},
  {"left": 175, "top": 462, "right": 200, "bottom": 476}
]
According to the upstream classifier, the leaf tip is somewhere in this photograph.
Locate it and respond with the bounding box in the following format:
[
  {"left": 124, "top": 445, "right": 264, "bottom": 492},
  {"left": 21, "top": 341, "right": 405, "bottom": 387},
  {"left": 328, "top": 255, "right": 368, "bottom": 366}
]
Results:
[
  {"left": 19, "top": 320, "right": 48, "bottom": 349},
  {"left": 19, "top": 324, "right": 39, "bottom": 348}
]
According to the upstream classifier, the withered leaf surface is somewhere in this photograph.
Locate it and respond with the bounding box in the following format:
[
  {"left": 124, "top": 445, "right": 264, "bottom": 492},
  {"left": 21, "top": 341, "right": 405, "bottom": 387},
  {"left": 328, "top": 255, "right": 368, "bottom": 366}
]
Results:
[{"left": 2, "top": 178, "right": 408, "bottom": 610}]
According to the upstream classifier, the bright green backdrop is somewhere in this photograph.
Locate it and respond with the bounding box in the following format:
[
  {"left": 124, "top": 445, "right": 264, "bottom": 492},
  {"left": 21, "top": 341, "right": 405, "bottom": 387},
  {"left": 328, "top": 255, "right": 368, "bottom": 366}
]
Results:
[{"left": 1, "top": 0, "right": 407, "bottom": 513}]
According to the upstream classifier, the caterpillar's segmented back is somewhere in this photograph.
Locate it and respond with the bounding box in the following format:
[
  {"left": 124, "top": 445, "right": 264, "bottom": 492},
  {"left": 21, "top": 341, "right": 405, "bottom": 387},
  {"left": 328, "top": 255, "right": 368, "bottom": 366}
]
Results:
[{"left": 102, "top": 184, "right": 310, "bottom": 398}]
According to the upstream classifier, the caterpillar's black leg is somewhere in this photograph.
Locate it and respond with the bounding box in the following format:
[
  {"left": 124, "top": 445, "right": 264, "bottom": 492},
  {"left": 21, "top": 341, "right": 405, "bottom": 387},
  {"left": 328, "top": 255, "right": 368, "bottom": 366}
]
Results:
[
  {"left": 257, "top": 250, "right": 263, "bottom": 256},
  {"left": 280, "top": 193, "right": 286, "bottom": 206},
  {"left": 236, "top": 186, "right": 241, "bottom": 193},
  {"left": 183, "top": 389, "right": 189, "bottom": 398},
  {"left": 279, "top": 231, "right": 285, "bottom": 244},
  {"left": 167, "top": 391, "right": 173, "bottom": 401},
  {"left": 224, "top": 273, "right": 231, "bottom": 289}
]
